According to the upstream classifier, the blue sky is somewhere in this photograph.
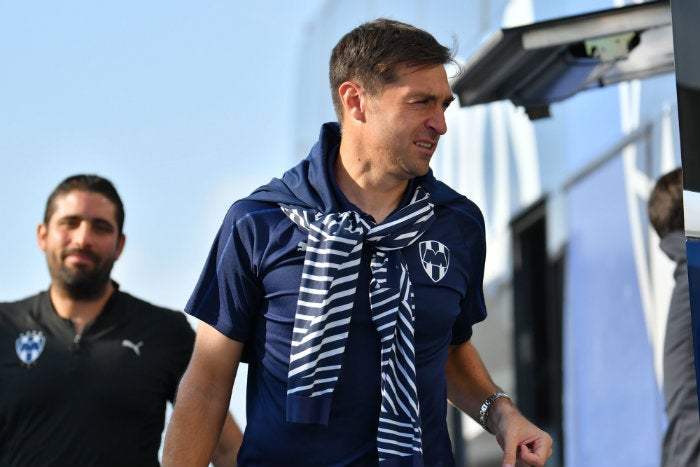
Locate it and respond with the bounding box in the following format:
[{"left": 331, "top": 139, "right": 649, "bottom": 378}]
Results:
[
  {"left": 0, "top": 1, "right": 327, "bottom": 424},
  {"left": 0, "top": 1, "right": 326, "bottom": 303}
]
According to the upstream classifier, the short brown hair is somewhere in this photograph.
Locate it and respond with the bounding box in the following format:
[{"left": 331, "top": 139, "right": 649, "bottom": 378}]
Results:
[
  {"left": 648, "top": 168, "right": 684, "bottom": 238},
  {"left": 329, "top": 18, "right": 455, "bottom": 123}
]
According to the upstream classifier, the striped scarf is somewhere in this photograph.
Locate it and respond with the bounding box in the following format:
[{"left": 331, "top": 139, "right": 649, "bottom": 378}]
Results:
[{"left": 282, "top": 186, "right": 434, "bottom": 466}]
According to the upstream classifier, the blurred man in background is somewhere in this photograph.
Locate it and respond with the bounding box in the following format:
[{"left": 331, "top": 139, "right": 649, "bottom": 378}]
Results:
[
  {"left": 649, "top": 167, "right": 700, "bottom": 467},
  {"left": 0, "top": 174, "right": 242, "bottom": 467}
]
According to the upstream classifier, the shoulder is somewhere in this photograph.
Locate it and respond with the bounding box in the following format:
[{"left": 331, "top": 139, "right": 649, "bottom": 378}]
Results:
[
  {"left": 115, "top": 290, "right": 177, "bottom": 312},
  {"left": 428, "top": 180, "right": 485, "bottom": 233},
  {"left": 111, "top": 291, "right": 195, "bottom": 364},
  {"left": 225, "top": 198, "right": 285, "bottom": 225},
  {"left": 114, "top": 291, "right": 193, "bottom": 333},
  {"left": 218, "top": 198, "right": 299, "bottom": 256},
  {"left": 215, "top": 199, "right": 289, "bottom": 245},
  {"left": 0, "top": 292, "right": 42, "bottom": 308},
  {"left": 0, "top": 293, "right": 43, "bottom": 322},
  {"left": 420, "top": 173, "right": 485, "bottom": 226},
  {"left": 443, "top": 198, "right": 486, "bottom": 238}
]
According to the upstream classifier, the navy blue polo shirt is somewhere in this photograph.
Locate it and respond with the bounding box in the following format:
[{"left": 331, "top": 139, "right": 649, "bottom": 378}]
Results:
[{"left": 186, "top": 123, "right": 487, "bottom": 467}]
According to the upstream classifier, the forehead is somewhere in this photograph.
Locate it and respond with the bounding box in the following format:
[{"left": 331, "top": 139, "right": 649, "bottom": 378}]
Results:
[
  {"left": 386, "top": 63, "right": 452, "bottom": 96},
  {"left": 49, "top": 190, "right": 118, "bottom": 225}
]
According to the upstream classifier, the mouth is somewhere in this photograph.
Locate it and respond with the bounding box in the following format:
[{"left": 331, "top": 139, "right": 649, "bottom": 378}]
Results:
[
  {"left": 414, "top": 139, "right": 439, "bottom": 159},
  {"left": 414, "top": 138, "right": 438, "bottom": 151},
  {"left": 63, "top": 249, "right": 99, "bottom": 266}
]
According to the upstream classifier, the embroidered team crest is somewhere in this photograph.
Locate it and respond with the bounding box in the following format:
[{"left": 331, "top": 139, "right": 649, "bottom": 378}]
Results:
[
  {"left": 419, "top": 240, "right": 450, "bottom": 282},
  {"left": 15, "top": 330, "right": 46, "bottom": 366}
]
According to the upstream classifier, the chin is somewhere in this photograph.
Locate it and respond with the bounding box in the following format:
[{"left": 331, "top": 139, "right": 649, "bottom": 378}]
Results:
[{"left": 413, "top": 165, "right": 431, "bottom": 177}]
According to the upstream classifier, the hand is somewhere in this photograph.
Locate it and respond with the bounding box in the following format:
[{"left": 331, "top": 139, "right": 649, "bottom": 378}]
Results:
[{"left": 489, "top": 399, "right": 553, "bottom": 467}]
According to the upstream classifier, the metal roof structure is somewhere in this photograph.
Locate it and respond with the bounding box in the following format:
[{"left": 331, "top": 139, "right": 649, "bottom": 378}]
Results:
[{"left": 451, "top": 0, "right": 673, "bottom": 119}]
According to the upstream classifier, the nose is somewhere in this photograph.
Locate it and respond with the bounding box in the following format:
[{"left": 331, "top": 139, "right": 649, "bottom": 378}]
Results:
[
  {"left": 427, "top": 108, "right": 448, "bottom": 135},
  {"left": 71, "top": 221, "right": 94, "bottom": 248}
]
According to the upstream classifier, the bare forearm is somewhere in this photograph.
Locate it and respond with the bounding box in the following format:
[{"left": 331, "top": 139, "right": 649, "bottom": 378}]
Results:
[
  {"left": 163, "top": 323, "right": 242, "bottom": 467},
  {"left": 446, "top": 340, "right": 553, "bottom": 466},
  {"left": 445, "top": 340, "right": 502, "bottom": 421},
  {"left": 212, "top": 412, "right": 243, "bottom": 467},
  {"left": 163, "top": 371, "right": 232, "bottom": 466}
]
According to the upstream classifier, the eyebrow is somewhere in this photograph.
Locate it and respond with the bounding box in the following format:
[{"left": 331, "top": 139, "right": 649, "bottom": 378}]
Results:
[
  {"left": 57, "top": 215, "right": 116, "bottom": 230},
  {"left": 411, "top": 93, "right": 455, "bottom": 105}
]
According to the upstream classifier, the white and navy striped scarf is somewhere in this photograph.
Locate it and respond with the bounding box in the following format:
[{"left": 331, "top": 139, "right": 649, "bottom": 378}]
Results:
[{"left": 282, "top": 186, "right": 434, "bottom": 466}]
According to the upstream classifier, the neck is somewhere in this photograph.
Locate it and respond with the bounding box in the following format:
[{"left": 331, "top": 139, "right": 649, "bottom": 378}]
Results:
[
  {"left": 49, "top": 281, "right": 114, "bottom": 334},
  {"left": 335, "top": 148, "right": 409, "bottom": 224}
]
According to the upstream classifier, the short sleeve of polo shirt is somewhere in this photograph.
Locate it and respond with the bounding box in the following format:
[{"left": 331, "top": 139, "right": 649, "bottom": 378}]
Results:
[
  {"left": 449, "top": 200, "right": 488, "bottom": 344},
  {"left": 185, "top": 200, "right": 266, "bottom": 341}
]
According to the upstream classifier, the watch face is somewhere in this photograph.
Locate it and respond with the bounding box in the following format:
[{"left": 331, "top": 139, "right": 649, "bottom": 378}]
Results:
[{"left": 479, "top": 392, "right": 510, "bottom": 431}]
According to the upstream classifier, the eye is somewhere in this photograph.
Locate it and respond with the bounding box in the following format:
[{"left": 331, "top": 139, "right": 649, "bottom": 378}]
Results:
[
  {"left": 58, "top": 217, "right": 81, "bottom": 229},
  {"left": 409, "top": 99, "right": 429, "bottom": 106},
  {"left": 92, "top": 221, "right": 115, "bottom": 234}
]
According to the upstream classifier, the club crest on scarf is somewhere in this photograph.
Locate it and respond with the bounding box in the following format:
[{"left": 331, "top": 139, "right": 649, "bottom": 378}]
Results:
[
  {"left": 16, "top": 330, "right": 46, "bottom": 366},
  {"left": 419, "top": 240, "right": 450, "bottom": 282}
]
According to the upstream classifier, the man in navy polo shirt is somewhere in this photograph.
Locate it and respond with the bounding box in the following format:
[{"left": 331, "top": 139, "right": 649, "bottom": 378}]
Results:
[{"left": 164, "top": 19, "right": 552, "bottom": 467}]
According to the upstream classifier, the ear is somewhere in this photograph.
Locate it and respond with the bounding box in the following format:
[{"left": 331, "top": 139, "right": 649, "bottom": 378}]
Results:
[
  {"left": 37, "top": 224, "right": 48, "bottom": 252},
  {"left": 338, "top": 81, "right": 367, "bottom": 124},
  {"left": 114, "top": 233, "right": 126, "bottom": 260}
]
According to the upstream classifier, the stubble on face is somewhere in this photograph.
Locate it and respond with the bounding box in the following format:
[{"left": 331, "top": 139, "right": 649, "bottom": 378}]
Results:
[
  {"left": 363, "top": 64, "right": 452, "bottom": 181},
  {"left": 50, "top": 247, "right": 115, "bottom": 300}
]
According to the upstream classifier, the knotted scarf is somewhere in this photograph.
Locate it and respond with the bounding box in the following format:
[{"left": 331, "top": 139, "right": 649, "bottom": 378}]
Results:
[{"left": 283, "top": 185, "right": 435, "bottom": 466}]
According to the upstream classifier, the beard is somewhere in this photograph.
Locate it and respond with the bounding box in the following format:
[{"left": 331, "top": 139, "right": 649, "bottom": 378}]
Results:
[{"left": 51, "top": 249, "right": 115, "bottom": 300}]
